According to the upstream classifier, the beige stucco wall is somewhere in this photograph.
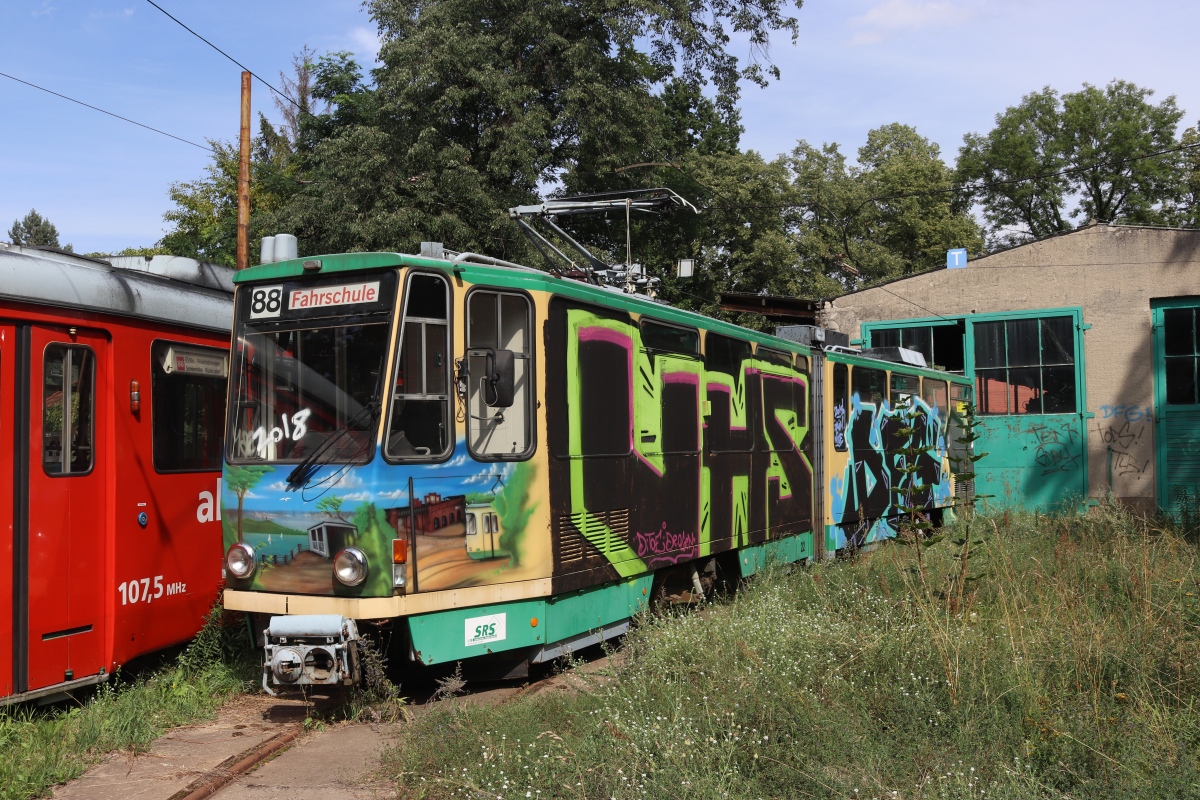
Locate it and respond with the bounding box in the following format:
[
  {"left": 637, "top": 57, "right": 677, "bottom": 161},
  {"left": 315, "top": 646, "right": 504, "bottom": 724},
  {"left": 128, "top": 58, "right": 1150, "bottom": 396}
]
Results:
[{"left": 820, "top": 224, "right": 1200, "bottom": 512}]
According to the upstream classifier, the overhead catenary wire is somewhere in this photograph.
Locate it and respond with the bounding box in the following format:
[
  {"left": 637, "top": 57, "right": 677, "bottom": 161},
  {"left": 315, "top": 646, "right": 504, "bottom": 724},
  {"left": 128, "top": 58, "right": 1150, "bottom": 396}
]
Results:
[
  {"left": 143, "top": 0, "right": 303, "bottom": 114},
  {"left": 0, "top": 70, "right": 212, "bottom": 151}
]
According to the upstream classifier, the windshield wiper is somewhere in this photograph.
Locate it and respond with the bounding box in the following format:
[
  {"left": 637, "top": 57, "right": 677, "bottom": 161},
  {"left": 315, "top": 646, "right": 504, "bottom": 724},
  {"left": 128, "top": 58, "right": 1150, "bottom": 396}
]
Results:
[{"left": 284, "top": 399, "right": 382, "bottom": 491}]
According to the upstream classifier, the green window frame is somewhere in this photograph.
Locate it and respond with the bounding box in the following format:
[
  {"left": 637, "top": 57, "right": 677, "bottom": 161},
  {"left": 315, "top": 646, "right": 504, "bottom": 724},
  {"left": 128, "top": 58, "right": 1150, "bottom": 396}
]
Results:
[
  {"left": 1162, "top": 306, "right": 1200, "bottom": 405},
  {"left": 973, "top": 316, "right": 1076, "bottom": 415},
  {"left": 868, "top": 320, "right": 965, "bottom": 373}
]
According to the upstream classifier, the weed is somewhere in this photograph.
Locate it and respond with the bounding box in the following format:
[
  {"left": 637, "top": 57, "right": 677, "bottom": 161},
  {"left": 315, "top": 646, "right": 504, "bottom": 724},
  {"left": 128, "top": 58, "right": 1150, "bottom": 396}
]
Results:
[
  {"left": 344, "top": 634, "right": 407, "bottom": 723},
  {"left": 0, "top": 606, "right": 254, "bottom": 800},
  {"left": 383, "top": 508, "right": 1200, "bottom": 799}
]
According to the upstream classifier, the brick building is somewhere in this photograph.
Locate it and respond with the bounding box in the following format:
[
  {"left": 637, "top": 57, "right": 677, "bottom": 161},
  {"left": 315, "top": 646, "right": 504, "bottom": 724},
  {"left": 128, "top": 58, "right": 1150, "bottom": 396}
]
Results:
[{"left": 386, "top": 492, "right": 466, "bottom": 536}]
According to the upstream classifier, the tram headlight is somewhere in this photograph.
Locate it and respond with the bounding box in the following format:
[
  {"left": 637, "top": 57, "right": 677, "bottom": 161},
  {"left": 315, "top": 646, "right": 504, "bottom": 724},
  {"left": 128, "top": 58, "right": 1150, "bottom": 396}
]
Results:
[
  {"left": 333, "top": 547, "right": 368, "bottom": 587},
  {"left": 225, "top": 542, "right": 256, "bottom": 579}
]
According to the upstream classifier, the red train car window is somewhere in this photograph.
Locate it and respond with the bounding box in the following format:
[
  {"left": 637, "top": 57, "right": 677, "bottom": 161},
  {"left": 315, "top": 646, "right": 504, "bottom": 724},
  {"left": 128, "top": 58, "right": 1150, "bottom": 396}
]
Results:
[
  {"left": 43, "top": 345, "right": 95, "bottom": 475},
  {"left": 151, "top": 341, "right": 228, "bottom": 472}
]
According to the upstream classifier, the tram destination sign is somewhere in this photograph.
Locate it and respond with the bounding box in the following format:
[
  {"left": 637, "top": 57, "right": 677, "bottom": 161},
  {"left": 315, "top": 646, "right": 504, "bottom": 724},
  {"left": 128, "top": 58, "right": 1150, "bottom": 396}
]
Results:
[{"left": 243, "top": 271, "right": 396, "bottom": 322}]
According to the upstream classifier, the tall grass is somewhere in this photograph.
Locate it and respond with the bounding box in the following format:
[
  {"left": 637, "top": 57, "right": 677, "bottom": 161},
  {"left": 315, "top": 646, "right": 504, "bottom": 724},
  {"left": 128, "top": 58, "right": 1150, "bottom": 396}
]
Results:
[
  {"left": 384, "top": 506, "right": 1200, "bottom": 799},
  {"left": 0, "top": 607, "right": 256, "bottom": 800}
]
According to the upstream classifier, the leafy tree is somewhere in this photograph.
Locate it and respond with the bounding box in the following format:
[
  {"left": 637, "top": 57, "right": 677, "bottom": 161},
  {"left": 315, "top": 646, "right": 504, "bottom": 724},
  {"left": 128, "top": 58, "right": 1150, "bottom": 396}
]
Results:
[
  {"left": 160, "top": 116, "right": 299, "bottom": 265},
  {"left": 8, "top": 209, "right": 70, "bottom": 250},
  {"left": 858, "top": 124, "right": 983, "bottom": 276},
  {"left": 225, "top": 464, "right": 272, "bottom": 543},
  {"left": 315, "top": 494, "right": 347, "bottom": 522},
  {"left": 786, "top": 125, "right": 982, "bottom": 292},
  {"left": 959, "top": 80, "right": 1184, "bottom": 245},
  {"left": 1168, "top": 120, "right": 1200, "bottom": 227},
  {"left": 495, "top": 462, "right": 537, "bottom": 567},
  {"left": 167, "top": 0, "right": 804, "bottom": 264}
]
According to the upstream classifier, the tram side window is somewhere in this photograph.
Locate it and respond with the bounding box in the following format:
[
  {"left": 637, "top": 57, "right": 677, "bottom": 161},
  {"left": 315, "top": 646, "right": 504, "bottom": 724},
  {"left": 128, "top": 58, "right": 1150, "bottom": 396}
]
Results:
[
  {"left": 641, "top": 319, "right": 699, "bottom": 355},
  {"left": 756, "top": 347, "right": 797, "bottom": 454},
  {"left": 922, "top": 378, "right": 949, "bottom": 426},
  {"left": 832, "top": 362, "right": 848, "bottom": 452},
  {"left": 466, "top": 290, "right": 533, "bottom": 459},
  {"left": 756, "top": 346, "right": 792, "bottom": 369},
  {"left": 152, "top": 342, "right": 227, "bottom": 472},
  {"left": 705, "top": 334, "right": 752, "bottom": 453},
  {"left": 889, "top": 373, "right": 920, "bottom": 407},
  {"left": 387, "top": 273, "right": 452, "bottom": 460},
  {"left": 851, "top": 366, "right": 887, "bottom": 406},
  {"left": 43, "top": 345, "right": 95, "bottom": 475}
]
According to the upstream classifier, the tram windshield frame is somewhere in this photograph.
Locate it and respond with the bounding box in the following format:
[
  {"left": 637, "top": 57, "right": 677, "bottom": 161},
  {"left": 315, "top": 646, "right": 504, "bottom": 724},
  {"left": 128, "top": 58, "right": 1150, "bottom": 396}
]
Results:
[{"left": 225, "top": 270, "right": 398, "bottom": 466}]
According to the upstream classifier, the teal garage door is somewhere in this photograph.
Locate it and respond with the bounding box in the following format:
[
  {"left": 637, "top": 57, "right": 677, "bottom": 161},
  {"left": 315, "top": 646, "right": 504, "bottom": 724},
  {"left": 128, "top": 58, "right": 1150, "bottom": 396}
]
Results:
[
  {"left": 971, "top": 314, "right": 1087, "bottom": 510},
  {"left": 1153, "top": 300, "right": 1200, "bottom": 516}
]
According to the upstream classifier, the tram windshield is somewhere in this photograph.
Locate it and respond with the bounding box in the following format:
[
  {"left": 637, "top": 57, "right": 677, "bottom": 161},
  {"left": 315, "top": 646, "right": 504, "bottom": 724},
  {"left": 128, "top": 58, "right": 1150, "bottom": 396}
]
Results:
[
  {"left": 227, "top": 324, "right": 389, "bottom": 463},
  {"left": 226, "top": 271, "right": 397, "bottom": 464}
]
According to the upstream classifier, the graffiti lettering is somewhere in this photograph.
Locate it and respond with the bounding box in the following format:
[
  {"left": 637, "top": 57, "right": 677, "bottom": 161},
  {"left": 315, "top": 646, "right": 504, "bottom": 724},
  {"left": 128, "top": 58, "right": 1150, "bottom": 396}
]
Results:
[
  {"left": 1034, "top": 442, "right": 1081, "bottom": 473},
  {"left": 829, "top": 395, "right": 951, "bottom": 549},
  {"left": 1112, "top": 451, "right": 1149, "bottom": 476},
  {"left": 634, "top": 523, "right": 700, "bottom": 567},
  {"left": 1090, "top": 419, "right": 1150, "bottom": 478},
  {"left": 1094, "top": 419, "right": 1144, "bottom": 451},
  {"left": 833, "top": 402, "right": 847, "bottom": 450},
  {"left": 1023, "top": 421, "right": 1083, "bottom": 475},
  {"left": 546, "top": 302, "right": 815, "bottom": 587},
  {"left": 1025, "top": 421, "right": 1080, "bottom": 447},
  {"left": 1100, "top": 405, "right": 1153, "bottom": 423}
]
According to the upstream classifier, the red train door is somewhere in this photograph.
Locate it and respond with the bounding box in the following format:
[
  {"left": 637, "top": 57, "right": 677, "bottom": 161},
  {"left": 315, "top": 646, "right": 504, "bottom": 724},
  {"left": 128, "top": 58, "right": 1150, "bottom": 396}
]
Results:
[
  {"left": 23, "top": 326, "right": 108, "bottom": 692},
  {"left": 0, "top": 324, "right": 15, "bottom": 698}
]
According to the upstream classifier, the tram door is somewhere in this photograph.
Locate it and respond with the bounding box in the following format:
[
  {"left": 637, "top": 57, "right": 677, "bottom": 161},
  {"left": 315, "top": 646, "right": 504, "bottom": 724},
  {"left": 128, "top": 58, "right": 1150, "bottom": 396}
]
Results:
[
  {"left": 22, "top": 327, "right": 108, "bottom": 692},
  {"left": 0, "top": 325, "right": 15, "bottom": 697}
]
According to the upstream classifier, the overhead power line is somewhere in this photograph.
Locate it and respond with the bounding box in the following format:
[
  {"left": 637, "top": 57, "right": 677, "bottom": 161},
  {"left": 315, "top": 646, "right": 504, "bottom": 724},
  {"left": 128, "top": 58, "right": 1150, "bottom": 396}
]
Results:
[
  {"left": 143, "top": 0, "right": 303, "bottom": 114},
  {"left": 0, "top": 70, "right": 212, "bottom": 151}
]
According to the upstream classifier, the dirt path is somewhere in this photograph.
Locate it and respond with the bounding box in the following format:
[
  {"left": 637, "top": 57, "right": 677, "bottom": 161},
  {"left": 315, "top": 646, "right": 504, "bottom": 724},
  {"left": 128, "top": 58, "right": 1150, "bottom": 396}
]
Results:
[{"left": 50, "top": 647, "right": 623, "bottom": 800}]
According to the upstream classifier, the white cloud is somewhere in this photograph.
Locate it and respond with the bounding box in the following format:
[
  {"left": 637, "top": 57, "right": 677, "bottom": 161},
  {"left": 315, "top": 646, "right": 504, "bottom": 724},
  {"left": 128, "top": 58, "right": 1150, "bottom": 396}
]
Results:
[
  {"left": 329, "top": 471, "right": 364, "bottom": 489},
  {"left": 341, "top": 491, "right": 373, "bottom": 502},
  {"left": 446, "top": 453, "right": 470, "bottom": 468},
  {"left": 347, "top": 26, "right": 381, "bottom": 65},
  {"left": 377, "top": 488, "right": 409, "bottom": 501},
  {"left": 32, "top": 1, "right": 54, "bottom": 17},
  {"left": 848, "top": 0, "right": 975, "bottom": 45},
  {"left": 266, "top": 481, "right": 290, "bottom": 492}
]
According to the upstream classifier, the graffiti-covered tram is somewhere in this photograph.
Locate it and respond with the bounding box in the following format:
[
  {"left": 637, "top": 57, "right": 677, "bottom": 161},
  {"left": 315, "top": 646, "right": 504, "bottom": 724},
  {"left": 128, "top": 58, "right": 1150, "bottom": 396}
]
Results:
[
  {"left": 218, "top": 251, "right": 971, "bottom": 690},
  {"left": 0, "top": 244, "right": 233, "bottom": 705}
]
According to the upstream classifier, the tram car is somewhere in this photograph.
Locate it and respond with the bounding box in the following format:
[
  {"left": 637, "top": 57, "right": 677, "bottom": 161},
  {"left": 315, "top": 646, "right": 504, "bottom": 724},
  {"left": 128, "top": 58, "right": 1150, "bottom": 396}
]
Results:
[
  {"left": 0, "top": 243, "right": 232, "bottom": 705},
  {"left": 219, "top": 247, "right": 972, "bottom": 691}
]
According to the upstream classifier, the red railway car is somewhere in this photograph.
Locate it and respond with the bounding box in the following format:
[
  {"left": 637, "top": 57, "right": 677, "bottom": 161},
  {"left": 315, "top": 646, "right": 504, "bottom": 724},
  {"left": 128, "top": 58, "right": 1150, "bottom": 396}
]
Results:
[{"left": 0, "top": 244, "right": 233, "bottom": 704}]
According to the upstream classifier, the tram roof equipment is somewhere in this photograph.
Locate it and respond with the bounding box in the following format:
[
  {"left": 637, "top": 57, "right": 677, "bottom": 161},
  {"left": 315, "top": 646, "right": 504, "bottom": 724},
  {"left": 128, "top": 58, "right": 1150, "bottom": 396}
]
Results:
[{"left": 0, "top": 243, "right": 234, "bottom": 333}]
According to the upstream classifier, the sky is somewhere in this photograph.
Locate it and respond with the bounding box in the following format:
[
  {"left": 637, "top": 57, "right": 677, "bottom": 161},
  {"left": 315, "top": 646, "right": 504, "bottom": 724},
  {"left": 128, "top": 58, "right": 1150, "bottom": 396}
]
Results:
[{"left": 2, "top": 0, "right": 1198, "bottom": 254}]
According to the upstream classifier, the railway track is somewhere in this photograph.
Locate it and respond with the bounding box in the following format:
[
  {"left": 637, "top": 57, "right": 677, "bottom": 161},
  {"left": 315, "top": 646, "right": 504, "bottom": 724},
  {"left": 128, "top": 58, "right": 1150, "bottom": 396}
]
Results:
[{"left": 51, "top": 633, "right": 618, "bottom": 800}]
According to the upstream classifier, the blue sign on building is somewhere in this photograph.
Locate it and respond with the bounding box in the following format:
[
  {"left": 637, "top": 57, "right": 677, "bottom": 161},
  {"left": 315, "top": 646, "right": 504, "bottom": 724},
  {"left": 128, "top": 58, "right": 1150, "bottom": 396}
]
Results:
[{"left": 947, "top": 248, "right": 968, "bottom": 269}]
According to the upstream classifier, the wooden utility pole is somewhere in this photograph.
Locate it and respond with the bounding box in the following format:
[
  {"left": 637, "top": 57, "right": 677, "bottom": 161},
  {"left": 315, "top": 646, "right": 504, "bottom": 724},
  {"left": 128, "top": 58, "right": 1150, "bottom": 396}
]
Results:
[{"left": 236, "top": 70, "right": 251, "bottom": 270}]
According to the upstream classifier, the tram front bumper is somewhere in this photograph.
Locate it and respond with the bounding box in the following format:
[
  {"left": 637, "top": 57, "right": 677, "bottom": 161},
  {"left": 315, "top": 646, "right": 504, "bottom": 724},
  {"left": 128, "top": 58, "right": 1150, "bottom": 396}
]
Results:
[{"left": 262, "top": 614, "right": 361, "bottom": 694}]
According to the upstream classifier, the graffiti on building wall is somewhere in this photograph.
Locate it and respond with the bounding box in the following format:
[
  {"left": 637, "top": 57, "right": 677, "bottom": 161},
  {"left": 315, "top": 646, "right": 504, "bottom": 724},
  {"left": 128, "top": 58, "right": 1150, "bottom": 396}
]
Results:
[
  {"left": 1092, "top": 416, "right": 1151, "bottom": 477},
  {"left": 1100, "top": 405, "right": 1153, "bottom": 423},
  {"left": 1027, "top": 420, "right": 1083, "bottom": 475}
]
